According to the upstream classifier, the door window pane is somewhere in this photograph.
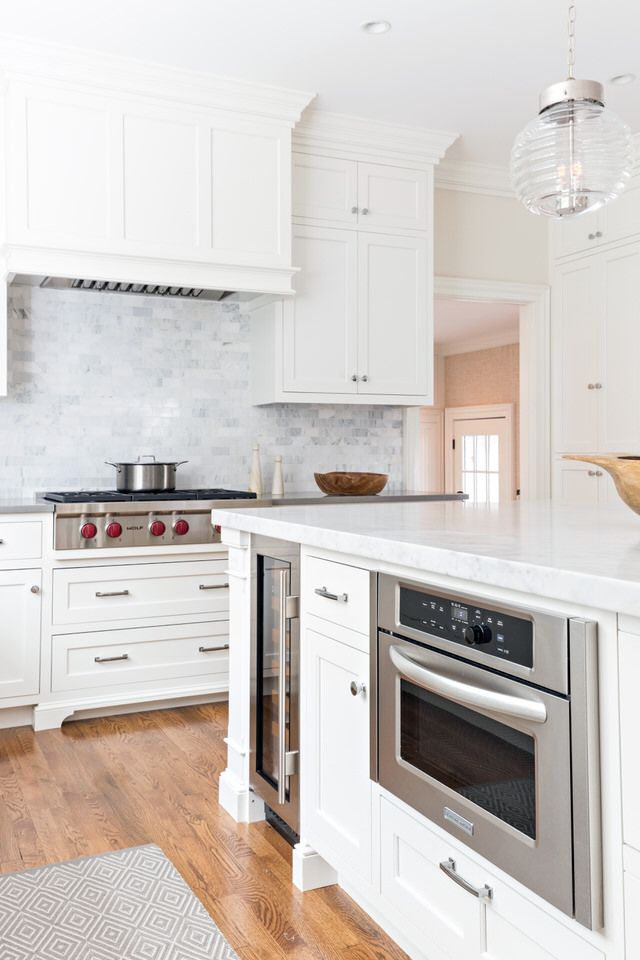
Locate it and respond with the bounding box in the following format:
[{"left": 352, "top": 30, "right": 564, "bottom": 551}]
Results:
[
  {"left": 458, "top": 432, "right": 501, "bottom": 505},
  {"left": 400, "top": 680, "right": 536, "bottom": 838}
]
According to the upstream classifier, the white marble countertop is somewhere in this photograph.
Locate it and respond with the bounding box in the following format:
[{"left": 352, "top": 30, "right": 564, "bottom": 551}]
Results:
[{"left": 213, "top": 498, "right": 640, "bottom": 616}]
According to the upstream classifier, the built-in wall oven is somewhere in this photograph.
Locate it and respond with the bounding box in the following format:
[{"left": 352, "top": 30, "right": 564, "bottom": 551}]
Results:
[
  {"left": 250, "top": 536, "right": 300, "bottom": 840},
  {"left": 375, "top": 574, "right": 602, "bottom": 929}
]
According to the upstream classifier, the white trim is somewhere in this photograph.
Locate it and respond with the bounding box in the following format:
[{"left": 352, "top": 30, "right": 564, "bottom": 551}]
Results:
[
  {"left": 437, "top": 330, "right": 519, "bottom": 357},
  {"left": 0, "top": 33, "right": 315, "bottom": 123},
  {"left": 293, "top": 108, "right": 459, "bottom": 166},
  {"left": 444, "top": 403, "right": 515, "bottom": 500},
  {"left": 404, "top": 277, "right": 550, "bottom": 500},
  {"left": 435, "top": 158, "right": 513, "bottom": 198}
]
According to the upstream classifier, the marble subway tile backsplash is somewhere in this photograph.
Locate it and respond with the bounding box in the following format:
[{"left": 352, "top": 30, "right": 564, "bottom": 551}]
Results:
[{"left": 1, "top": 286, "right": 404, "bottom": 497}]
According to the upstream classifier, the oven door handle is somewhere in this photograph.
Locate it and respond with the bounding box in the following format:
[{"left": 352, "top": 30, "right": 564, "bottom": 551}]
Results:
[{"left": 389, "top": 646, "right": 547, "bottom": 724}]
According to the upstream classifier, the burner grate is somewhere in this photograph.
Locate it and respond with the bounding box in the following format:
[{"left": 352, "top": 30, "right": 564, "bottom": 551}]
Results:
[{"left": 43, "top": 488, "right": 257, "bottom": 504}]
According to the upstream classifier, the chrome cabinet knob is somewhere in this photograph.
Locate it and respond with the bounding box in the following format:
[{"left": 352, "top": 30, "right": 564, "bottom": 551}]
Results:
[
  {"left": 351, "top": 206, "right": 358, "bottom": 214},
  {"left": 594, "top": 382, "right": 603, "bottom": 389},
  {"left": 588, "top": 233, "right": 596, "bottom": 240},
  {"left": 350, "top": 680, "right": 366, "bottom": 697},
  {"left": 595, "top": 231, "right": 603, "bottom": 238},
  {"left": 30, "top": 585, "right": 40, "bottom": 594},
  {"left": 361, "top": 207, "right": 369, "bottom": 215},
  {"left": 588, "top": 470, "right": 603, "bottom": 477},
  {"left": 587, "top": 383, "right": 595, "bottom": 389},
  {"left": 351, "top": 374, "right": 358, "bottom": 381},
  {"left": 360, "top": 374, "right": 368, "bottom": 382}
]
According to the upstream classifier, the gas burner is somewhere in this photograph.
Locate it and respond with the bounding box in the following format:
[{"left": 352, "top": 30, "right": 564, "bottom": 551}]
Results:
[{"left": 43, "top": 489, "right": 257, "bottom": 504}]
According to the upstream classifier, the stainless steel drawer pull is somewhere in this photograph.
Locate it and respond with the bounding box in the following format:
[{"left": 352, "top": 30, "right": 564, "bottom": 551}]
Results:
[
  {"left": 350, "top": 680, "right": 366, "bottom": 697},
  {"left": 315, "top": 586, "right": 349, "bottom": 603},
  {"left": 198, "top": 643, "right": 230, "bottom": 653},
  {"left": 439, "top": 859, "right": 493, "bottom": 901},
  {"left": 199, "top": 582, "right": 229, "bottom": 590},
  {"left": 94, "top": 653, "right": 129, "bottom": 664},
  {"left": 95, "top": 590, "right": 130, "bottom": 598}
]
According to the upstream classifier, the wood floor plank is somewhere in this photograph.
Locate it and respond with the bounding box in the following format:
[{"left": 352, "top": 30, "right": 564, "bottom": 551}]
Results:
[{"left": 0, "top": 703, "right": 408, "bottom": 959}]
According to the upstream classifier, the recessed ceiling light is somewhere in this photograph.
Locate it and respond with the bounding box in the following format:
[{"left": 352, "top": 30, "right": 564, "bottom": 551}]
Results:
[
  {"left": 609, "top": 73, "right": 636, "bottom": 86},
  {"left": 361, "top": 20, "right": 391, "bottom": 35}
]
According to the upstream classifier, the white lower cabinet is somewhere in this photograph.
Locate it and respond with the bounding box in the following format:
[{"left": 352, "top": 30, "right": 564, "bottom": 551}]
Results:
[
  {"left": 380, "top": 792, "right": 603, "bottom": 960},
  {"left": 304, "top": 622, "right": 372, "bottom": 883},
  {"left": 553, "top": 459, "right": 614, "bottom": 505},
  {"left": 0, "top": 569, "right": 42, "bottom": 699},
  {"left": 624, "top": 847, "right": 640, "bottom": 960}
]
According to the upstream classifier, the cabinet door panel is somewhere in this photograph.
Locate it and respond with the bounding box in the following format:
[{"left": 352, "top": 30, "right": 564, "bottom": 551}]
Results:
[
  {"left": 12, "top": 86, "right": 110, "bottom": 241},
  {"left": 283, "top": 226, "right": 358, "bottom": 393},
  {"left": 599, "top": 244, "right": 640, "bottom": 451},
  {"left": 305, "top": 628, "right": 371, "bottom": 881},
  {"left": 123, "top": 113, "right": 200, "bottom": 247},
  {"left": 552, "top": 260, "right": 600, "bottom": 452},
  {"left": 551, "top": 210, "right": 602, "bottom": 259},
  {"left": 554, "top": 461, "right": 601, "bottom": 504},
  {"left": 619, "top": 632, "right": 640, "bottom": 852},
  {"left": 0, "top": 570, "right": 41, "bottom": 699},
  {"left": 600, "top": 179, "right": 640, "bottom": 247},
  {"left": 358, "top": 233, "right": 430, "bottom": 397},
  {"left": 357, "top": 163, "right": 428, "bottom": 231},
  {"left": 293, "top": 154, "right": 358, "bottom": 224},
  {"left": 211, "top": 123, "right": 287, "bottom": 262}
]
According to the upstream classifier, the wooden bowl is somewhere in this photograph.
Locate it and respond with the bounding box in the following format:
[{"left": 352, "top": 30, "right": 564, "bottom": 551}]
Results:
[
  {"left": 314, "top": 471, "right": 389, "bottom": 496},
  {"left": 563, "top": 454, "right": 640, "bottom": 515}
]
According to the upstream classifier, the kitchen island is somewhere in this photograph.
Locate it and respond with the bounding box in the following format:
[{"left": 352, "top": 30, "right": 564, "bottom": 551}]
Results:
[{"left": 214, "top": 499, "right": 639, "bottom": 960}]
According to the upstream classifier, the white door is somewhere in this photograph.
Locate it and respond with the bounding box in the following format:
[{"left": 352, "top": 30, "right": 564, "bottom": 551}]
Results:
[
  {"left": 599, "top": 243, "right": 640, "bottom": 451},
  {"left": 292, "top": 153, "right": 358, "bottom": 225},
  {"left": 552, "top": 259, "right": 601, "bottom": 453},
  {"left": 0, "top": 570, "right": 41, "bottom": 700},
  {"left": 446, "top": 406, "right": 515, "bottom": 503},
  {"left": 283, "top": 225, "right": 358, "bottom": 394},
  {"left": 304, "top": 627, "right": 371, "bottom": 882},
  {"left": 357, "top": 162, "right": 428, "bottom": 231},
  {"left": 357, "top": 232, "right": 430, "bottom": 397}
]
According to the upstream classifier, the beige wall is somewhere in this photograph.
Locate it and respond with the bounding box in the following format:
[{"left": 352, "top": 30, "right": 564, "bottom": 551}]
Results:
[
  {"left": 444, "top": 342, "right": 520, "bottom": 490},
  {"left": 434, "top": 188, "right": 548, "bottom": 285}
]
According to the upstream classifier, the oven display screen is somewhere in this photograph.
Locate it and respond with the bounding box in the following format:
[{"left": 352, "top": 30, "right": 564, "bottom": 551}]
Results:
[{"left": 451, "top": 603, "right": 468, "bottom": 623}]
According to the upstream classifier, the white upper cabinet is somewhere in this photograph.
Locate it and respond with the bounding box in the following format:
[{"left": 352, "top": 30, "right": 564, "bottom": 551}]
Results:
[
  {"left": 293, "top": 154, "right": 358, "bottom": 225},
  {"left": 292, "top": 152, "right": 428, "bottom": 232},
  {"left": 357, "top": 162, "right": 428, "bottom": 231},
  {"left": 282, "top": 225, "right": 358, "bottom": 394},
  {"left": 551, "top": 177, "right": 640, "bottom": 259},
  {"left": 357, "top": 232, "right": 429, "bottom": 396},
  {"left": 0, "top": 40, "right": 313, "bottom": 297}
]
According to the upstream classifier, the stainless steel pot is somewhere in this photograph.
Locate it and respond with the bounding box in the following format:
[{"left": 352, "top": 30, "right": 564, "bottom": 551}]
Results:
[{"left": 105, "top": 455, "right": 188, "bottom": 492}]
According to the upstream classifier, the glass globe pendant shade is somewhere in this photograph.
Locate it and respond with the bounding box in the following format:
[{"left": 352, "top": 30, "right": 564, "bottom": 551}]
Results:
[{"left": 511, "top": 82, "right": 634, "bottom": 218}]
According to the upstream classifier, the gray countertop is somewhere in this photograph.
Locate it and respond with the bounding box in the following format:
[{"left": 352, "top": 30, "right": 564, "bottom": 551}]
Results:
[{"left": 0, "top": 499, "right": 54, "bottom": 514}]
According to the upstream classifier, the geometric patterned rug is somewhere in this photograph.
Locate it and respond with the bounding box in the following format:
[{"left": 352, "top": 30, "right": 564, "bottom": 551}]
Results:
[{"left": 0, "top": 844, "right": 239, "bottom": 959}]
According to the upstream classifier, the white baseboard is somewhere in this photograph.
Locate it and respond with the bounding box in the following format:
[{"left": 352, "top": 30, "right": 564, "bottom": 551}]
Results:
[{"left": 219, "top": 768, "right": 265, "bottom": 823}]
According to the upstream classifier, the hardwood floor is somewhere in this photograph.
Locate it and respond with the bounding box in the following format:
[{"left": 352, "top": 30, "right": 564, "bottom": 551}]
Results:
[{"left": 0, "top": 703, "right": 408, "bottom": 959}]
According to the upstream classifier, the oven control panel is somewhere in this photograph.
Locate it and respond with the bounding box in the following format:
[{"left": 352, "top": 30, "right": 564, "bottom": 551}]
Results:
[{"left": 399, "top": 587, "right": 533, "bottom": 668}]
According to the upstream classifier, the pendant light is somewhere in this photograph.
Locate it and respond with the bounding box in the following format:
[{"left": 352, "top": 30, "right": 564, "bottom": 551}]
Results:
[{"left": 511, "top": 1, "right": 633, "bottom": 218}]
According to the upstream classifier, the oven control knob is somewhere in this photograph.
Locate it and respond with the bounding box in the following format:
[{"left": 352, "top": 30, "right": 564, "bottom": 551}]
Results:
[
  {"left": 105, "top": 521, "right": 123, "bottom": 539},
  {"left": 149, "top": 519, "right": 166, "bottom": 537},
  {"left": 173, "top": 519, "right": 189, "bottom": 536},
  {"left": 80, "top": 522, "right": 98, "bottom": 540},
  {"left": 462, "top": 624, "right": 492, "bottom": 646}
]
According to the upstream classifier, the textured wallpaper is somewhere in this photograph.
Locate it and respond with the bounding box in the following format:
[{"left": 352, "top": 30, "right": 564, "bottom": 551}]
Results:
[{"left": 0, "top": 285, "right": 404, "bottom": 497}]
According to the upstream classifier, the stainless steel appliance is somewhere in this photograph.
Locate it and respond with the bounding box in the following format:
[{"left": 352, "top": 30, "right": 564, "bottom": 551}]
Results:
[
  {"left": 250, "top": 536, "right": 300, "bottom": 839},
  {"left": 375, "top": 575, "right": 601, "bottom": 929},
  {"left": 105, "top": 455, "right": 188, "bottom": 492},
  {"left": 42, "top": 488, "right": 257, "bottom": 550}
]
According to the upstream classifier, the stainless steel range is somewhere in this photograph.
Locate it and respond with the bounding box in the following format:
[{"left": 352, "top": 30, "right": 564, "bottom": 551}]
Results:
[{"left": 42, "top": 489, "right": 257, "bottom": 550}]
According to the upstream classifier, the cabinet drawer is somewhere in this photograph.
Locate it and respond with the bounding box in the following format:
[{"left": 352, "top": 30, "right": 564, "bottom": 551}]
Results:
[
  {"left": 51, "top": 620, "right": 229, "bottom": 692},
  {"left": 304, "top": 556, "right": 370, "bottom": 636},
  {"left": 0, "top": 521, "right": 42, "bottom": 562},
  {"left": 53, "top": 560, "right": 228, "bottom": 625}
]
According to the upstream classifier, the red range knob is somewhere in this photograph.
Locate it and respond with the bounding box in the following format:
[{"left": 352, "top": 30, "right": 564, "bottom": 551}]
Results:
[
  {"left": 213, "top": 524, "right": 222, "bottom": 535},
  {"left": 149, "top": 519, "right": 166, "bottom": 537},
  {"left": 173, "top": 519, "right": 189, "bottom": 536},
  {"left": 80, "top": 522, "right": 98, "bottom": 540},
  {"left": 105, "top": 521, "right": 123, "bottom": 539}
]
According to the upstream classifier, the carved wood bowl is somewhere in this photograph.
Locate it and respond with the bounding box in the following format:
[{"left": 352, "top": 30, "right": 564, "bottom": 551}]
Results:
[
  {"left": 563, "top": 454, "right": 640, "bottom": 515},
  {"left": 313, "top": 471, "right": 389, "bottom": 496}
]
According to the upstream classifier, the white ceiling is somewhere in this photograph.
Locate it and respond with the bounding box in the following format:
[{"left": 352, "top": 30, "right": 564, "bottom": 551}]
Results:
[
  {"left": 2, "top": 0, "right": 639, "bottom": 165},
  {"left": 434, "top": 299, "right": 519, "bottom": 348}
]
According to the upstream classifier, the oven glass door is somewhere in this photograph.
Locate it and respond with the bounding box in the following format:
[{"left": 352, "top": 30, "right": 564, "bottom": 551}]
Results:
[{"left": 400, "top": 680, "right": 536, "bottom": 838}]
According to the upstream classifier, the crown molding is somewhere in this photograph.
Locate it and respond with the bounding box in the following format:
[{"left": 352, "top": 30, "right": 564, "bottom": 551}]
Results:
[
  {"left": 293, "top": 108, "right": 459, "bottom": 166},
  {"left": 437, "top": 330, "right": 519, "bottom": 357},
  {"left": 0, "top": 33, "right": 315, "bottom": 124},
  {"left": 435, "top": 158, "right": 514, "bottom": 198}
]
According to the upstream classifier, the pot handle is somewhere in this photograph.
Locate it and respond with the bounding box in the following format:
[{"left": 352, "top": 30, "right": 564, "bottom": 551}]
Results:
[
  {"left": 137, "top": 454, "right": 157, "bottom": 463},
  {"left": 105, "top": 462, "right": 119, "bottom": 469},
  {"left": 174, "top": 461, "right": 189, "bottom": 468}
]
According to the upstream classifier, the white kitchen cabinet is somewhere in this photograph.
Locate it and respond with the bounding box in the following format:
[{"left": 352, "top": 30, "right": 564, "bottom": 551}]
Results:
[
  {"left": 0, "top": 569, "right": 41, "bottom": 700},
  {"left": 624, "top": 846, "right": 640, "bottom": 960},
  {"left": 552, "top": 241, "right": 640, "bottom": 455},
  {"left": 252, "top": 228, "right": 432, "bottom": 404},
  {"left": 357, "top": 232, "right": 429, "bottom": 396},
  {"left": 303, "top": 624, "right": 372, "bottom": 883},
  {"left": 553, "top": 459, "right": 612, "bottom": 505},
  {"left": 551, "top": 178, "right": 640, "bottom": 259},
  {"left": 618, "top": 631, "right": 640, "bottom": 852},
  {"left": 282, "top": 225, "right": 358, "bottom": 394},
  {"left": 293, "top": 153, "right": 428, "bottom": 232}
]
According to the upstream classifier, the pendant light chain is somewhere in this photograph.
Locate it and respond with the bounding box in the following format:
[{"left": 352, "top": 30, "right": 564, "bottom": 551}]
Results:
[{"left": 567, "top": 0, "right": 576, "bottom": 79}]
